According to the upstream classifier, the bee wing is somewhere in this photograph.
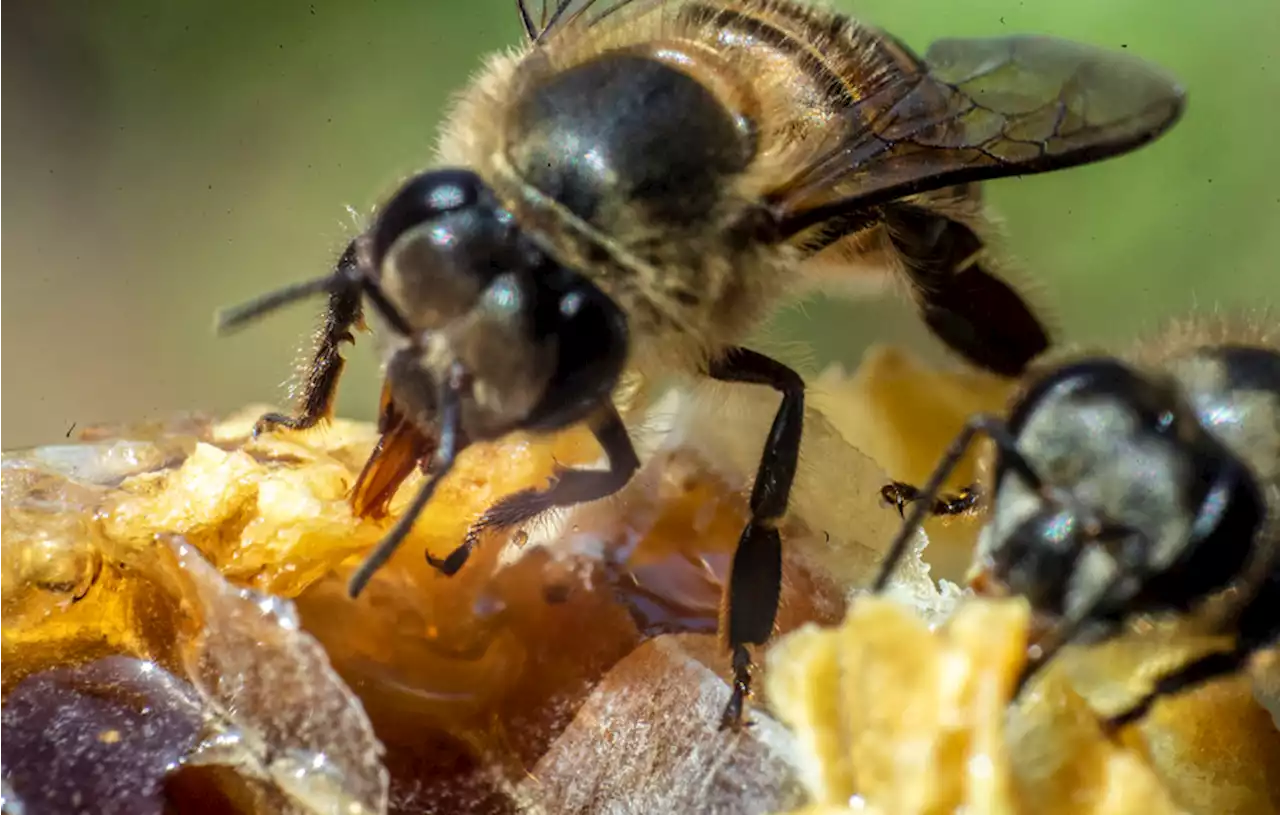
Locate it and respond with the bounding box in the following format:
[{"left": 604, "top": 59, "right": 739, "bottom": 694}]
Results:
[
  {"left": 517, "top": 0, "right": 659, "bottom": 43},
  {"left": 769, "top": 35, "right": 1187, "bottom": 238}
]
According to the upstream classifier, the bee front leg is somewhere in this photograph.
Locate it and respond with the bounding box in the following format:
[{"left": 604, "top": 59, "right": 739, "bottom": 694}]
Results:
[
  {"left": 709, "top": 348, "right": 804, "bottom": 730},
  {"left": 1104, "top": 563, "right": 1278, "bottom": 730},
  {"left": 427, "top": 403, "right": 640, "bottom": 576},
  {"left": 254, "top": 241, "right": 364, "bottom": 437}
]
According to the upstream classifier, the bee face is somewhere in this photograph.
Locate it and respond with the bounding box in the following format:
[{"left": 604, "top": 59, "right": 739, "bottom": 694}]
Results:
[
  {"left": 876, "top": 332, "right": 1278, "bottom": 724},
  {"left": 369, "top": 169, "right": 630, "bottom": 441},
  {"left": 977, "top": 360, "right": 1227, "bottom": 622}
]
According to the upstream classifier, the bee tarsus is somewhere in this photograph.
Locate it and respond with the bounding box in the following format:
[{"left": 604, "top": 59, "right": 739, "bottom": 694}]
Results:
[
  {"left": 719, "top": 644, "right": 756, "bottom": 732},
  {"left": 709, "top": 347, "right": 803, "bottom": 729},
  {"left": 879, "top": 480, "right": 981, "bottom": 519},
  {"left": 427, "top": 403, "right": 640, "bottom": 575},
  {"left": 873, "top": 413, "right": 1031, "bottom": 592}
]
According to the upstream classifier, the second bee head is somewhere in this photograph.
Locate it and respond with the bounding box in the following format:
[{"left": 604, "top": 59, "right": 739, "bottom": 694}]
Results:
[{"left": 976, "top": 358, "right": 1262, "bottom": 625}]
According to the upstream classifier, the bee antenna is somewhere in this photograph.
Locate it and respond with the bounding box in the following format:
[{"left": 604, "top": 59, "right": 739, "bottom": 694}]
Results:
[
  {"left": 216, "top": 237, "right": 414, "bottom": 339},
  {"left": 872, "top": 414, "right": 1032, "bottom": 592},
  {"left": 357, "top": 275, "right": 415, "bottom": 337},
  {"left": 215, "top": 275, "right": 341, "bottom": 335},
  {"left": 347, "top": 364, "right": 467, "bottom": 598}
]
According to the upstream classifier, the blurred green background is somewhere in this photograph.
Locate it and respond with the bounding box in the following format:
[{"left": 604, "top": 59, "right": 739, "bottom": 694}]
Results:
[{"left": 4, "top": 0, "right": 1278, "bottom": 449}]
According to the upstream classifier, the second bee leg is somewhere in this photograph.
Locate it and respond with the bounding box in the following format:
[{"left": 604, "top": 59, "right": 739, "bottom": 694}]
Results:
[
  {"left": 1106, "top": 647, "right": 1253, "bottom": 730},
  {"left": 709, "top": 348, "right": 804, "bottom": 730},
  {"left": 1107, "top": 566, "right": 1279, "bottom": 729},
  {"left": 255, "top": 241, "right": 364, "bottom": 436},
  {"left": 428, "top": 403, "right": 640, "bottom": 576},
  {"left": 880, "top": 481, "right": 981, "bottom": 518}
]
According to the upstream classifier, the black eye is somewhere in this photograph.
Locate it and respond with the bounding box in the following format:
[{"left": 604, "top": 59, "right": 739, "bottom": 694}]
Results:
[
  {"left": 524, "top": 268, "right": 629, "bottom": 431},
  {"left": 370, "top": 170, "right": 550, "bottom": 332},
  {"left": 371, "top": 169, "right": 486, "bottom": 268}
]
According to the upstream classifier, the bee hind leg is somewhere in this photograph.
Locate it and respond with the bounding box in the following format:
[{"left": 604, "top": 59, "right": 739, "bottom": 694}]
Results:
[
  {"left": 709, "top": 348, "right": 803, "bottom": 730},
  {"left": 428, "top": 403, "right": 640, "bottom": 576},
  {"left": 255, "top": 241, "right": 364, "bottom": 437},
  {"left": 884, "top": 202, "right": 1050, "bottom": 378}
]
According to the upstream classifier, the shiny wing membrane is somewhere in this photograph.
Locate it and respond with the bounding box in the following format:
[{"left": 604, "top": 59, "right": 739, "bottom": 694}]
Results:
[{"left": 771, "top": 34, "right": 1187, "bottom": 237}]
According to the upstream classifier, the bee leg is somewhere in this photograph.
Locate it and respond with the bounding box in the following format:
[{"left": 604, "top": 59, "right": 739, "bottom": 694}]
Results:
[
  {"left": 1106, "top": 565, "right": 1279, "bottom": 730},
  {"left": 879, "top": 480, "right": 981, "bottom": 518},
  {"left": 874, "top": 415, "right": 1035, "bottom": 592},
  {"left": 884, "top": 202, "right": 1050, "bottom": 378},
  {"left": 255, "top": 241, "right": 364, "bottom": 437},
  {"left": 708, "top": 348, "right": 803, "bottom": 730},
  {"left": 879, "top": 481, "right": 917, "bottom": 517},
  {"left": 1104, "top": 647, "right": 1256, "bottom": 731},
  {"left": 427, "top": 403, "right": 640, "bottom": 576}
]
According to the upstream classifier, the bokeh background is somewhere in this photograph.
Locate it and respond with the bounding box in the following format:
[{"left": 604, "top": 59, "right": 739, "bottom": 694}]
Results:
[{"left": 4, "top": 0, "right": 1279, "bottom": 449}]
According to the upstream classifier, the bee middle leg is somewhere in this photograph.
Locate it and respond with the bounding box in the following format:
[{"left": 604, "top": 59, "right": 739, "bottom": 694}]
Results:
[
  {"left": 427, "top": 403, "right": 640, "bottom": 576},
  {"left": 255, "top": 241, "right": 364, "bottom": 436},
  {"left": 708, "top": 348, "right": 804, "bottom": 730},
  {"left": 880, "top": 481, "right": 981, "bottom": 518}
]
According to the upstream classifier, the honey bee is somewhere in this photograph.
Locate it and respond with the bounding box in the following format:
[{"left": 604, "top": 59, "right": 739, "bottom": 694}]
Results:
[
  {"left": 217, "top": 0, "right": 1186, "bottom": 728},
  {"left": 873, "top": 317, "right": 1279, "bottom": 726}
]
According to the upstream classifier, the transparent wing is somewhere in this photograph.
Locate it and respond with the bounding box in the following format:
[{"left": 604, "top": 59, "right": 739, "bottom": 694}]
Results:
[
  {"left": 516, "top": 0, "right": 659, "bottom": 43},
  {"left": 770, "top": 35, "right": 1187, "bottom": 238}
]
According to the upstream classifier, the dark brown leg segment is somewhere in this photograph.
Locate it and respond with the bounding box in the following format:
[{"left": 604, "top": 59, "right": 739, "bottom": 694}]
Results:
[
  {"left": 427, "top": 402, "right": 640, "bottom": 576},
  {"left": 880, "top": 481, "right": 981, "bottom": 518},
  {"left": 255, "top": 241, "right": 363, "bottom": 436},
  {"left": 884, "top": 202, "right": 1050, "bottom": 378},
  {"left": 709, "top": 348, "right": 804, "bottom": 730}
]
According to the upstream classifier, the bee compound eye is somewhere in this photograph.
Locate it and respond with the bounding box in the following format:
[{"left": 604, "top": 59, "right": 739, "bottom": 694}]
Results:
[
  {"left": 523, "top": 273, "right": 629, "bottom": 432},
  {"left": 370, "top": 169, "right": 487, "bottom": 268}
]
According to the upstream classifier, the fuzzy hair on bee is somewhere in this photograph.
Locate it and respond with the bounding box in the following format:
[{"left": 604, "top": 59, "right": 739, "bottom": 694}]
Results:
[
  {"left": 216, "top": 0, "right": 1187, "bottom": 729},
  {"left": 875, "top": 310, "right": 1280, "bottom": 726},
  {"left": 434, "top": 0, "right": 1133, "bottom": 381}
]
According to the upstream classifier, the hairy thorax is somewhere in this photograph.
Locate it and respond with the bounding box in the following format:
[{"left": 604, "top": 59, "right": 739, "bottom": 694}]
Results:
[{"left": 430, "top": 2, "right": 878, "bottom": 379}]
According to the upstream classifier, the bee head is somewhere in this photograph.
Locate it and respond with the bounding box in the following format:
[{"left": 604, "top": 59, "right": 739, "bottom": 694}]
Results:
[
  {"left": 977, "top": 357, "right": 1260, "bottom": 626},
  {"left": 369, "top": 168, "right": 629, "bottom": 440}
]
